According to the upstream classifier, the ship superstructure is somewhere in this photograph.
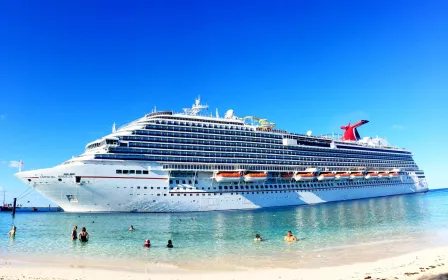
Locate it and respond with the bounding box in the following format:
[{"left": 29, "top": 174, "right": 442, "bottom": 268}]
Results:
[{"left": 15, "top": 98, "right": 428, "bottom": 212}]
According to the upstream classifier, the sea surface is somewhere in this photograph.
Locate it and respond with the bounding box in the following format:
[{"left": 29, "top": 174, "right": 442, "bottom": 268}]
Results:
[{"left": 1, "top": 190, "right": 448, "bottom": 271}]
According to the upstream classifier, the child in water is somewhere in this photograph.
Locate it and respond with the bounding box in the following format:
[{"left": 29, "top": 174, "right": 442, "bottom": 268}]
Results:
[
  {"left": 254, "top": 233, "right": 263, "bottom": 242},
  {"left": 143, "top": 239, "right": 151, "bottom": 248}
]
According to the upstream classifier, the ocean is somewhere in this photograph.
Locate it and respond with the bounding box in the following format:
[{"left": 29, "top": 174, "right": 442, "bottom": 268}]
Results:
[{"left": 1, "top": 190, "right": 448, "bottom": 270}]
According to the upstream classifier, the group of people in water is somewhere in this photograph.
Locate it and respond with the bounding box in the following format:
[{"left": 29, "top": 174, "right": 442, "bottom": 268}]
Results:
[
  {"left": 9, "top": 224, "right": 297, "bottom": 246},
  {"left": 129, "top": 225, "right": 174, "bottom": 248},
  {"left": 69, "top": 224, "right": 174, "bottom": 248},
  {"left": 71, "top": 226, "right": 89, "bottom": 242},
  {"left": 253, "top": 230, "right": 298, "bottom": 242}
]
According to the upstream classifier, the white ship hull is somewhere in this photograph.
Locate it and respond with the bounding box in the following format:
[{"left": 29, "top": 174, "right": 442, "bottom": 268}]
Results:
[{"left": 15, "top": 161, "right": 429, "bottom": 213}]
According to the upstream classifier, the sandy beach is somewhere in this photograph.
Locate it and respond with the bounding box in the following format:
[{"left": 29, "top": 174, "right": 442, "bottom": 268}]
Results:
[{"left": 1, "top": 246, "right": 447, "bottom": 280}]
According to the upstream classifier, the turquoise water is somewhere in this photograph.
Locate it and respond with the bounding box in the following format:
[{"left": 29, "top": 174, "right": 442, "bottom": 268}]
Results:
[{"left": 1, "top": 191, "right": 448, "bottom": 270}]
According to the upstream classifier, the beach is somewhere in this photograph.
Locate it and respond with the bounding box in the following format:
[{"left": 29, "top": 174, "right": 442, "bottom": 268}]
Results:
[
  {"left": 2, "top": 192, "right": 448, "bottom": 279},
  {"left": 1, "top": 246, "right": 447, "bottom": 280}
]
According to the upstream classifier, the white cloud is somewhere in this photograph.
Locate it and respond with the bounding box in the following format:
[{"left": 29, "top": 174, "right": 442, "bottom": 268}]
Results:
[
  {"left": 9, "top": 160, "right": 21, "bottom": 168},
  {"left": 392, "top": 124, "right": 405, "bottom": 130}
]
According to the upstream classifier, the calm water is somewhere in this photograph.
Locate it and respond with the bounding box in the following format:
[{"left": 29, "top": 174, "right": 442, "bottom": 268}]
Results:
[{"left": 1, "top": 190, "right": 448, "bottom": 270}]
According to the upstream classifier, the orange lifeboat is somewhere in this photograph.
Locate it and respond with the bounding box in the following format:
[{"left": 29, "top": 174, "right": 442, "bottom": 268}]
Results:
[
  {"left": 378, "top": 172, "right": 389, "bottom": 179},
  {"left": 365, "top": 173, "right": 378, "bottom": 179},
  {"left": 350, "top": 172, "right": 364, "bottom": 180},
  {"left": 244, "top": 172, "right": 268, "bottom": 182},
  {"left": 335, "top": 173, "right": 350, "bottom": 180},
  {"left": 215, "top": 172, "right": 241, "bottom": 183},
  {"left": 294, "top": 173, "right": 316, "bottom": 181},
  {"left": 388, "top": 172, "right": 399, "bottom": 178},
  {"left": 318, "top": 173, "right": 335, "bottom": 181},
  {"left": 280, "top": 172, "right": 294, "bottom": 179}
]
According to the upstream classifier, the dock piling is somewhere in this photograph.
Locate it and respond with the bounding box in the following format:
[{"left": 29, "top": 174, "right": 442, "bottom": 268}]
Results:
[{"left": 12, "top": 198, "right": 17, "bottom": 217}]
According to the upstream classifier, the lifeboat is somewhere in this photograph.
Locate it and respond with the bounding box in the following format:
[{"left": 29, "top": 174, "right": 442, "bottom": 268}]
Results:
[
  {"left": 388, "top": 172, "right": 399, "bottom": 178},
  {"left": 244, "top": 172, "right": 267, "bottom": 182},
  {"left": 215, "top": 172, "right": 241, "bottom": 183},
  {"left": 378, "top": 173, "right": 389, "bottom": 179},
  {"left": 318, "top": 173, "right": 335, "bottom": 181},
  {"left": 335, "top": 173, "right": 350, "bottom": 180},
  {"left": 365, "top": 173, "right": 378, "bottom": 180},
  {"left": 350, "top": 173, "right": 364, "bottom": 180},
  {"left": 294, "top": 173, "right": 316, "bottom": 181},
  {"left": 280, "top": 172, "right": 294, "bottom": 179}
]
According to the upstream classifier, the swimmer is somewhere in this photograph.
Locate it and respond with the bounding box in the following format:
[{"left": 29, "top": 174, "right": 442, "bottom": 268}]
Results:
[
  {"left": 8, "top": 226, "right": 16, "bottom": 238},
  {"left": 254, "top": 234, "right": 263, "bottom": 242},
  {"left": 129, "top": 225, "right": 135, "bottom": 231},
  {"left": 143, "top": 239, "right": 151, "bottom": 248},
  {"left": 167, "top": 240, "right": 174, "bottom": 248},
  {"left": 284, "top": 231, "right": 297, "bottom": 242},
  {"left": 78, "top": 227, "right": 89, "bottom": 242},
  {"left": 71, "top": 226, "right": 78, "bottom": 240}
]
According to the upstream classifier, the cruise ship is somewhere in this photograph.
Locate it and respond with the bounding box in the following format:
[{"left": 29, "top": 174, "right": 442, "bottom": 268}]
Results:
[{"left": 15, "top": 98, "right": 428, "bottom": 212}]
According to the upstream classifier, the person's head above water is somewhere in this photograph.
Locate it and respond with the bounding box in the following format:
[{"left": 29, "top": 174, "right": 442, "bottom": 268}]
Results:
[
  {"left": 255, "top": 234, "right": 261, "bottom": 239},
  {"left": 73, "top": 226, "right": 77, "bottom": 231},
  {"left": 145, "top": 239, "right": 150, "bottom": 244},
  {"left": 82, "top": 227, "right": 86, "bottom": 232},
  {"left": 287, "top": 231, "right": 293, "bottom": 236},
  {"left": 168, "top": 240, "right": 172, "bottom": 245}
]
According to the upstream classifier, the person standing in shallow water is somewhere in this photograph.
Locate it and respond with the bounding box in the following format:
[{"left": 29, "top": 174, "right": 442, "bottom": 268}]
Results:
[
  {"left": 71, "top": 226, "right": 78, "bottom": 240},
  {"left": 78, "top": 227, "right": 89, "bottom": 242},
  {"left": 167, "top": 240, "right": 173, "bottom": 248},
  {"left": 8, "top": 226, "right": 16, "bottom": 238},
  {"left": 129, "top": 225, "right": 134, "bottom": 231}
]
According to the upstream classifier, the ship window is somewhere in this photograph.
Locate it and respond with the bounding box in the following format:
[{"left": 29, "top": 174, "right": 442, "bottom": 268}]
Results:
[
  {"left": 116, "top": 170, "right": 122, "bottom": 174},
  {"left": 144, "top": 187, "right": 147, "bottom": 189},
  {"left": 189, "top": 180, "right": 192, "bottom": 184},
  {"left": 143, "top": 170, "right": 149, "bottom": 174},
  {"left": 123, "top": 170, "right": 129, "bottom": 174},
  {"left": 136, "top": 170, "right": 142, "bottom": 174},
  {"left": 137, "top": 187, "right": 140, "bottom": 189},
  {"left": 176, "top": 180, "right": 179, "bottom": 184},
  {"left": 182, "top": 180, "right": 186, "bottom": 184},
  {"left": 130, "top": 170, "right": 135, "bottom": 174}
]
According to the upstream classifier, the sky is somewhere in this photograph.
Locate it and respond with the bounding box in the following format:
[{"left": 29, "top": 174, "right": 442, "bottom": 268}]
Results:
[{"left": 0, "top": 0, "right": 447, "bottom": 206}]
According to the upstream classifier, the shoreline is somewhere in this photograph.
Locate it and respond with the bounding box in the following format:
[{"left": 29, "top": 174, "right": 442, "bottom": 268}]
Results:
[
  {"left": 3, "top": 230, "right": 448, "bottom": 272},
  {"left": 1, "top": 246, "right": 447, "bottom": 279}
]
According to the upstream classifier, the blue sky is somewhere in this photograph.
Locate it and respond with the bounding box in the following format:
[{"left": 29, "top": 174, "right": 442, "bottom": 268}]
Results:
[{"left": 0, "top": 0, "right": 447, "bottom": 206}]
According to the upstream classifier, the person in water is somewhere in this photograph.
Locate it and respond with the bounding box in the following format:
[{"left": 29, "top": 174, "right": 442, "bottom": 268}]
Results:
[
  {"left": 167, "top": 240, "right": 174, "bottom": 248},
  {"left": 71, "top": 226, "right": 78, "bottom": 240},
  {"left": 78, "top": 227, "right": 89, "bottom": 242},
  {"left": 284, "top": 231, "right": 297, "bottom": 242},
  {"left": 143, "top": 239, "right": 151, "bottom": 248},
  {"left": 129, "top": 225, "right": 134, "bottom": 231},
  {"left": 254, "top": 234, "right": 263, "bottom": 242},
  {"left": 8, "top": 226, "right": 16, "bottom": 238}
]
